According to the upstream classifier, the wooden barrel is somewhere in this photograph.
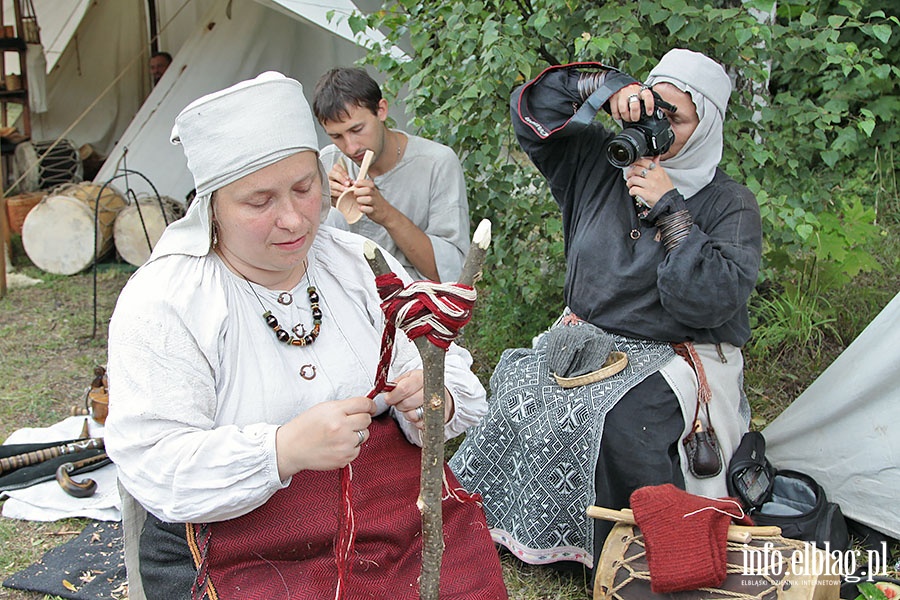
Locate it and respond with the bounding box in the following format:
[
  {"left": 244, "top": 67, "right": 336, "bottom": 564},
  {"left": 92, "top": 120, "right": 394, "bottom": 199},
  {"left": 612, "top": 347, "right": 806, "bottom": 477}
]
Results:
[
  {"left": 22, "top": 183, "right": 127, "bottom": 275},
  {"left": 113, "top": 195, "right": 185, "bottom": 267}
]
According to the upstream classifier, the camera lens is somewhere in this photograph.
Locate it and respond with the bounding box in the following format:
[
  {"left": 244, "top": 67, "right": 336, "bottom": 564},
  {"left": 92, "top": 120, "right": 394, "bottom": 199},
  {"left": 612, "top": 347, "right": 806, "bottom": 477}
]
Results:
[{"left": 606, "top": 128, "right": 647, "bottom": 168}]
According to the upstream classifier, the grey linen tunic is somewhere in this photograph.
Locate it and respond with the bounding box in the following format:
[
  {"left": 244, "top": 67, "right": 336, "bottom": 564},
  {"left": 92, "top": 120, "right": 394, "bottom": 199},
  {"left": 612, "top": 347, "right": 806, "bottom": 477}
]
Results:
[{"left": 321, "top": 132, "right": 470, "bottom": 282}]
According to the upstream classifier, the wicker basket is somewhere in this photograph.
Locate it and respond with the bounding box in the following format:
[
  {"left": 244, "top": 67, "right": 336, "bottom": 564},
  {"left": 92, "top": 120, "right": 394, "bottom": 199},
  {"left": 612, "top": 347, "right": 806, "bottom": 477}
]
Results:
[
  {"left": 5, "top": 191, "right": 44, "bottom": 235},
  {"left": 553, "top": 351, "right": 629, "bottom": 388}
]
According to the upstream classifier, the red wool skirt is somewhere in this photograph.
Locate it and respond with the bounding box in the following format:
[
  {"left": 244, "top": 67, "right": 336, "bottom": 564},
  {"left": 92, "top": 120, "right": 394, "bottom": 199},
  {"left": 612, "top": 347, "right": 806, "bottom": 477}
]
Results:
[{"left": 186, "top": 415, "right": 508, "bottom": 600}]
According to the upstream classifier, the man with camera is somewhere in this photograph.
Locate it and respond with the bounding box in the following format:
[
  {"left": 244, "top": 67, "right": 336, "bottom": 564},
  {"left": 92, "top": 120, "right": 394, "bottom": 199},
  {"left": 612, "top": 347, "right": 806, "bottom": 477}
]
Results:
[{"left": 450, "top": 49, "right": 763, "bottom": 576}]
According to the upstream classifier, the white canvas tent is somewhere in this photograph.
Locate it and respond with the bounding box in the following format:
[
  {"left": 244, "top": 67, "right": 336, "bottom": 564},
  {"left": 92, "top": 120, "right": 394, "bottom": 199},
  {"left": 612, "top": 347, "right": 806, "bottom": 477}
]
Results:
[
  {"left": 95, "top": 0, "right": 408, "bottom": 202},
  {"left": 4, "top": 0, "right": 153, "bottom": 156},
  {"left": 4, "top": 0, "right": 404, "bottom": 202},
  {"left": 764, "top": 290, "right": 900, "bottom": 540}
]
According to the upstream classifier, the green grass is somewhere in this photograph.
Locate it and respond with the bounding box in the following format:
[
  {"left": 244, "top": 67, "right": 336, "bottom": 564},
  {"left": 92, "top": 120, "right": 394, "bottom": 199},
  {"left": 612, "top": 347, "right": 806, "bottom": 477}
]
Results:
[{"left": 0, "top": 235, "right": 132, "bottom": 599}]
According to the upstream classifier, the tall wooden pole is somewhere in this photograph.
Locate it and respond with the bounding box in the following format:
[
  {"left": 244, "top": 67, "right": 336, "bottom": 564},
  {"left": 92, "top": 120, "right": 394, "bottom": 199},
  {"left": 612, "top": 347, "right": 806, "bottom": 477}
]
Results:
[
  {"left": 1, "top": 192, "right": 8, "bottom": 299},
  {"left": 364, "top": 219, "right": 491, "bottom": 600},
  {"left": 1, "top": 134, "right": 8, "bottom": 297}
]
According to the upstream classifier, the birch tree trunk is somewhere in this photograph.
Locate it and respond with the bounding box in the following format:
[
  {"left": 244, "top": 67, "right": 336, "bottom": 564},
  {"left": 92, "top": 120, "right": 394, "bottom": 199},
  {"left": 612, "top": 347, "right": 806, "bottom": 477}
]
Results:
[{"left": 744, "top": 0, "right": 777, "bottom": 140}]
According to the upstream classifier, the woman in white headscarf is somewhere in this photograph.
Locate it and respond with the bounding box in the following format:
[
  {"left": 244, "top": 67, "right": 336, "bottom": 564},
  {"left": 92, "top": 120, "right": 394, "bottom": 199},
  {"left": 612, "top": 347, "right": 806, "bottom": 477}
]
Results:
[
  {"left": 104, "top": 72, "right": 507, "bottom": 600},
  {"left": 450, "top": 49, "right": 762, "bottom": 575}
]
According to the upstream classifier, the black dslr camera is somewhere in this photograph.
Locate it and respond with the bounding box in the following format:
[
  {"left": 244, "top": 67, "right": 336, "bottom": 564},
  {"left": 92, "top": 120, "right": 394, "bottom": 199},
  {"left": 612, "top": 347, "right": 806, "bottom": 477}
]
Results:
[{"left": 606, "top": 90, "right": 677, "bottom": 168}]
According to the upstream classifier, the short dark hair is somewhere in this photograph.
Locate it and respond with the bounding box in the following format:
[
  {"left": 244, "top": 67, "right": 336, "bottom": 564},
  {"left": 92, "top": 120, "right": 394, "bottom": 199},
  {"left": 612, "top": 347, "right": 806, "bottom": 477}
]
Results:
[
  {"left": 152, "top": 51, "right": 172, "bottom": 64},
  {"left": 312, "top": 67, "right": 382, "bottom": 124}
]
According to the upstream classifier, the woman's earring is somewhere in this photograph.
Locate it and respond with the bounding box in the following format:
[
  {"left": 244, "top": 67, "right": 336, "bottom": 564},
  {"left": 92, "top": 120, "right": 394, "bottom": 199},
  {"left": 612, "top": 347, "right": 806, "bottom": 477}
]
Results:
[{"left": 211, "top": 222, "right": 219, "bottom": 248}]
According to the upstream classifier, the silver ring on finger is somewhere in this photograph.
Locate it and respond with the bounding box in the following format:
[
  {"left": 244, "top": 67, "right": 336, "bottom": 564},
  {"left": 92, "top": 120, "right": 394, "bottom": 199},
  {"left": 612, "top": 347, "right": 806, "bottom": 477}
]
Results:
[
  {"left": 415, "top": 406, "right": 425, "bottom": 421},
  {"left": 640, "top": 168, "right": 648, "bottom": 178},
  {"left": 355, "top": 429, "right": 365, "bottom": 447},
  {"left": 648, "top": 162, "right": 657, "bottom": 170},
  {"left": 627, "top": 94, "right": 640, "bottom": 104}
]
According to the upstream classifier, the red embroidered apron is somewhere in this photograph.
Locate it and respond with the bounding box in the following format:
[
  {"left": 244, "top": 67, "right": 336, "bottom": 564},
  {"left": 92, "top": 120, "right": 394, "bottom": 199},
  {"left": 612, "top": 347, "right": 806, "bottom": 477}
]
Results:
[{"left": 187, "top": 415, "right": 508, "bottom": 600}]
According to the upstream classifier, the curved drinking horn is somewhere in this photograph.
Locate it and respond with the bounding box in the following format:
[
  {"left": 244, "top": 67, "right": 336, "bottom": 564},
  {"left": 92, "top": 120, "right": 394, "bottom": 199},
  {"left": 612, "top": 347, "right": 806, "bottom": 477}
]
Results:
[{"left": 56, "top": 452, "right": 109, "bottom": 498}]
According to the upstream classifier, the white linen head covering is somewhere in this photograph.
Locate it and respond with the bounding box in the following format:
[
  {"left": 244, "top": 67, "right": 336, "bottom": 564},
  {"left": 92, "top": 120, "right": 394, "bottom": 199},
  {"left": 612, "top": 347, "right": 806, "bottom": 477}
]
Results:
[
  {"left": 149, "top": 71, "right": 330, "bottom": 261},
  {"left": 642, "top": 48, "right": 732, "bottom": 199}
]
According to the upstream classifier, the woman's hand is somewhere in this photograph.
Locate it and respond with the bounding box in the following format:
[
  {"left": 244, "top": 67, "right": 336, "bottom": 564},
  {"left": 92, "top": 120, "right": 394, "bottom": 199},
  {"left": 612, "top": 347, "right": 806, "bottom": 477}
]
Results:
[
  {"left": 384, "top": 370, "right": 455, "bottom": 431},
  {"left": 609, "top": 83, "right": 654, "bottom": 123},
  {"left": 275, "top": 396, "right": 376, "bottom": 479},
  {"left": 626, "top": 158, "right": 674, "bottom": 210}
]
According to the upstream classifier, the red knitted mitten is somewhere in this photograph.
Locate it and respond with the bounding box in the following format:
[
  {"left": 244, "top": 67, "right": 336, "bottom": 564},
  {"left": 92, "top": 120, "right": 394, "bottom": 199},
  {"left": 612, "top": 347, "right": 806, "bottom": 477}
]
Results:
[{"left": 630, "top": 484, "right": 746, "bottom": 593}]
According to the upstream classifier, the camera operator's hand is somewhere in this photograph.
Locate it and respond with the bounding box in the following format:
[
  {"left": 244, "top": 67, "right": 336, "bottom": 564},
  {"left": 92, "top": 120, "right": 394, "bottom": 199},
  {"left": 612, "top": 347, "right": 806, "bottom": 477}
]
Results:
[
  {"left": 626, "top": 158, "right": 674, "bottom": 210},
  {"left": 610, "top": 84, "right": 655, "bottom": 123}
]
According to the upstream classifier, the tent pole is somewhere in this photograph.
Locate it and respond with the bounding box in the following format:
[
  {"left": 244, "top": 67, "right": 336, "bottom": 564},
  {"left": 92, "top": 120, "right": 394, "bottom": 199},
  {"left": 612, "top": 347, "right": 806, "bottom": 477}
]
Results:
[{"left": 147, "top": 0, "right": 159, "bottom": 55}]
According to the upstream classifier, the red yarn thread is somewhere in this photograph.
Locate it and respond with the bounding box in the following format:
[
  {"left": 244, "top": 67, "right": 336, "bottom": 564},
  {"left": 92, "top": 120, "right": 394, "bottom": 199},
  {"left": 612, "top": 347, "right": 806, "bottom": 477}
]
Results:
[
  {"left": 332, "top": 273, "right": 476, "bottom": 599},
  {"left": 373, "top": 273, "right": 476, "bottom": 350},
  {"left": 333, "top": 464, "right": 355, "bottom": 600}
]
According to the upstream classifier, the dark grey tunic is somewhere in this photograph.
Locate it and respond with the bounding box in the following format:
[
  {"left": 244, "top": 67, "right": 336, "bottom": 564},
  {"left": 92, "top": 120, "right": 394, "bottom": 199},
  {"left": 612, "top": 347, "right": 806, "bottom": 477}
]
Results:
[
  {"left": 511, "top": 64, "right": 761, "bottom": 346},
  {"left": 451, "top": 63, "right": 761, "bottom": 572}
]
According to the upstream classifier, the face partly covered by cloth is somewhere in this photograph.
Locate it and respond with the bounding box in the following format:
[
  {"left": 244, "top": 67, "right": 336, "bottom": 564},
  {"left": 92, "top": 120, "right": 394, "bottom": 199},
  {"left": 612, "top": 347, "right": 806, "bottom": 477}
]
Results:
[
  {"left": 152, "top": 72, "right": 331, "bottom": 285},
  {"left": 645, "top": 48, "right": 733, "bottom": 199}
]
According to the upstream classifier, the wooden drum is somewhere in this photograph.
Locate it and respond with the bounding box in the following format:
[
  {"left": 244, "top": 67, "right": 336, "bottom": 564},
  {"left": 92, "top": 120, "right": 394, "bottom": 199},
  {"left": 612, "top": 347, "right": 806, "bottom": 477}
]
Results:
[
  {"left": 21, "top": 183, "right": 127, "bottom": 275},
  {"left": 113, "top": 195, "right": 185, "bottom": 267},
  {"left": 13, "top": 139, "right": 83, "bottom": 192},
  {"left": 595, "top": 523, "right": 839, "bottom": 600}
]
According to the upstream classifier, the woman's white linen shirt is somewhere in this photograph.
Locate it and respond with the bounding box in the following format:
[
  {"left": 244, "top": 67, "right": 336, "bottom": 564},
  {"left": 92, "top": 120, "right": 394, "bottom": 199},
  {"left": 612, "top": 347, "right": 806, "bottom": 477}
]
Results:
[{"left": 105, "top": 227, "right": 486, "bottom": 523}]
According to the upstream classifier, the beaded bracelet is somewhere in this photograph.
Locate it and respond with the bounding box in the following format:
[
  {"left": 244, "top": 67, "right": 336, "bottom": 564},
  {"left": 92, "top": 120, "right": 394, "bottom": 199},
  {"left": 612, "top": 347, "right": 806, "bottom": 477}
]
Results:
[{"left": 656, "top": 209, "right": 693, "bottom": 252}]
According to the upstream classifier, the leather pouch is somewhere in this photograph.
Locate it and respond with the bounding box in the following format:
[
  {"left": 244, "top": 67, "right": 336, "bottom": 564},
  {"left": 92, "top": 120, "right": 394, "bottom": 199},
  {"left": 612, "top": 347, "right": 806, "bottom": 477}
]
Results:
[
  {"left": 683, "top": 419, "right": 722, "bottom": 478},
  {"left": 674, "top": 342, "right": 723, "bottom": 479}
]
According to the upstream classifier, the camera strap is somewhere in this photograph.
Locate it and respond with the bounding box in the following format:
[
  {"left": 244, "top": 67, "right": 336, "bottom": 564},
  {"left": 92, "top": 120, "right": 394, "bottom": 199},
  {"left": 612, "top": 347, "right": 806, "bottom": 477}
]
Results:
[
  {"left": 515, "top": 62, "right": 638, "bottom": 140},
  {"left": 582, "top": 70, "right": 641, "bottom": 117}
]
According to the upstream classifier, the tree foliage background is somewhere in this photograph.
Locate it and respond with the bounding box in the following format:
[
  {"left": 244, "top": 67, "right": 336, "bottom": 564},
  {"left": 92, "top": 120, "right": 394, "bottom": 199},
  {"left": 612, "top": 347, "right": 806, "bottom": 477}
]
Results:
[{"left": 342, "top": 0, "right": 899, "bottom": 357}]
